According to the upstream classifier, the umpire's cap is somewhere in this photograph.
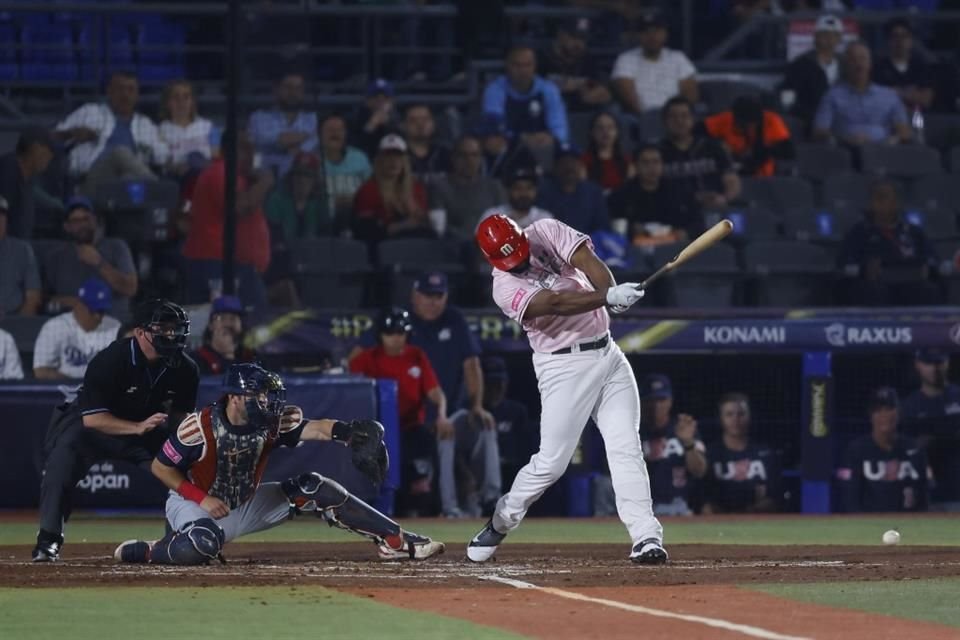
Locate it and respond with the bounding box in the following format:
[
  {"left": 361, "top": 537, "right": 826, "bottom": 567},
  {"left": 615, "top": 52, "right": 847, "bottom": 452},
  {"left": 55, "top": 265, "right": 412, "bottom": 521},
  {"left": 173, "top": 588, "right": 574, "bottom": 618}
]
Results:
[{"left": 378, "top": 307, "right": 412, "bottom": 335}]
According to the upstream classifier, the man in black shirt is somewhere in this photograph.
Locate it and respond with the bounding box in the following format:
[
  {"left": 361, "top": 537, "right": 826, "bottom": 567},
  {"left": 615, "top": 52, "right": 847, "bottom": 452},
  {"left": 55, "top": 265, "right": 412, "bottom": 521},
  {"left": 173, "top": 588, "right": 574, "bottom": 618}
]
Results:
[
  {"left": 539, "top": 18, "right": 612, "bottom": 112},
  {"left": 0, "top": 127, "right": 55, "bottom": 239},
  {"left": 780, "top": 14, "right": 843, "bottom": 136},
  {"left": 403, "top": 104, "right": 452, "bottom": 188},
  {"left": 32, "top": 299, "right": 199, "bottom": 562},
  {"left": 658, "top": 97, "right": 740, "bottom": 213},
  {"left": 872, "top": 18, "right": 934, "bottom": 112}
]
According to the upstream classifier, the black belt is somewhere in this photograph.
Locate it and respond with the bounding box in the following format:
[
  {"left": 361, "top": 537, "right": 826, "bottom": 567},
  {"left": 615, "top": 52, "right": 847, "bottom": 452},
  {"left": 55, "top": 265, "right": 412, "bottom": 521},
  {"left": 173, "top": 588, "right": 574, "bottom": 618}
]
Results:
[{"left": 552, "top": 335, "right": 609, "bottom": 355}]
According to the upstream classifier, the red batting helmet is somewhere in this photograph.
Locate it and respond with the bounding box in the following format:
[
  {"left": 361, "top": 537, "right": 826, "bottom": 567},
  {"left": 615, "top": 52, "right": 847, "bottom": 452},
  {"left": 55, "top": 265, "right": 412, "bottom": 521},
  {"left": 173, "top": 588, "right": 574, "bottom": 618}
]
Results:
[{"left": 476, "top": 214, "right": 530, "bottom": 271}]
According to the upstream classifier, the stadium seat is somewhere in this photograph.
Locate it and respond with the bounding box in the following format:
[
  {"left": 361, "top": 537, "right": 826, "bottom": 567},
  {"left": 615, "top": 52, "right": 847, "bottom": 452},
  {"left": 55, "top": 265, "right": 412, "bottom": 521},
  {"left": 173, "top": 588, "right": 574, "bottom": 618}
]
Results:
[
  {"left": 21, "top": 22, "right": 76, "bottom": 82},
  {"left": 136, "top": 18, "right": 185, "bottom": 83},
  {"left": 821, "top": 172, "right": 871, "bottom": 213},
  {"left": 726, "top": 208, "right": 780, "bottom": 240},
  {"left": 290, "top": 237, "right": 370, "bottom": 308},
  {"left": 568, "top": 112, "right": 593, "bottom": 151},
  {"left": 903, "top": 209, "right": 958, "bottom": 240},
  {"left": 951, "top": 147, "right": 960, "bottom": 173},
  {"left": 744, "top": 241, "right": 834, "bottom": 306},
  {"left": 909, "top": 174, "right": 960, "bottom": 214},
  {"left": 796, "top": 144, "right": 852, "bottom": 182},
  {"left": 94, "top": 179, "right": 180, "bottom": 243},
  {"left": 77, "top": 21, "right": 134, "bottom": 81},
  {"left": 698, "top": 79, "right": 771, "bottom": 113},
  {"left": 0, "top": 315, "right": 47, "bottom": 353},
  {"left": 921, "top": 114, "right": 960, "bottom": 152},
  {"left": 785, "top": 208, "right": 863, "bottom": 244},
  {"left": 377, "top": 238, "right": 462, "bottom": 269},
  {"left": 860, "top": 143, "right": 942, "bottom": 179},
  {"left": 738, "top": 176, "right": 813, "bottom": 214},
  {"left": 0, "top": 24, "right": 18, "bottom": 80},
  {"left": 652, "top": 241, "right": 740, "bottom": 308}
]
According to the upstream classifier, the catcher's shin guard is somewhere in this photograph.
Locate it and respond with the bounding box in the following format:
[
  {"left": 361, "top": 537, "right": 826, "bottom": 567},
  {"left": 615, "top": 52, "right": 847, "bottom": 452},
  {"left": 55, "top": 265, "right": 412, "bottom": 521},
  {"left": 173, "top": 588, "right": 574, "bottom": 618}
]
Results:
[{"left": 149, "top": 518, "right": 225, "bottom": 565}]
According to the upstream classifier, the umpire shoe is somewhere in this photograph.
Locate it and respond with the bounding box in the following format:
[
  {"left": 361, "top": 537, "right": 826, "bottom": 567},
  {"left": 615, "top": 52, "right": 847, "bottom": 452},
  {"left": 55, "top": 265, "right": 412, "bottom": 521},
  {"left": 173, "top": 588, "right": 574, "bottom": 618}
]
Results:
[
  {"left": 630, "top": 538, "right": 668, "bottom": 565},
  {"left": 377, "top": 531, "right": 445, "bottom": 561},
  {"left": 31, "top": 531, "right": 64, "bottom": 563},
  {"left": 466, "top": 519, "right": 507, "bottom": 563},
  {"left": 113, "top": 539, "right": 153, "bottom": 563}
]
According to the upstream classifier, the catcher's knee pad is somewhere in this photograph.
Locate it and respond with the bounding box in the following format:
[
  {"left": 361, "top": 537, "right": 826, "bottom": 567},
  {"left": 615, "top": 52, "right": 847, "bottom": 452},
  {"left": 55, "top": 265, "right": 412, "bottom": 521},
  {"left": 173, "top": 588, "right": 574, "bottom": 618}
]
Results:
[
  {"left": 150, "top": 518, "right": 225, "bottom": 565},
  {"left": 282, "top": 472, "right": 401, "bottom": 543}
]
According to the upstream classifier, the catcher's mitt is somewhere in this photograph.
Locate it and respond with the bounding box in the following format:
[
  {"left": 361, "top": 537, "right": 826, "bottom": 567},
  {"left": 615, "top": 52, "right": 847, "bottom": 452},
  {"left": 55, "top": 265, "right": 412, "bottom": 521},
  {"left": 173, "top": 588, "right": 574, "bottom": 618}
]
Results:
[{"left": 345, "top": 419, "right": 389, "bottom": 485}]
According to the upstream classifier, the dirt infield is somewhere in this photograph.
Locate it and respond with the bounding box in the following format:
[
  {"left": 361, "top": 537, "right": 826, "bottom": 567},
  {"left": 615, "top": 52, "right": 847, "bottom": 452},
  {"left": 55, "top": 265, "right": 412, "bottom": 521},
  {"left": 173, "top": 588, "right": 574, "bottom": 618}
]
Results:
[{"left": 3, "top": 542, "right": 959, "bottom": 589}]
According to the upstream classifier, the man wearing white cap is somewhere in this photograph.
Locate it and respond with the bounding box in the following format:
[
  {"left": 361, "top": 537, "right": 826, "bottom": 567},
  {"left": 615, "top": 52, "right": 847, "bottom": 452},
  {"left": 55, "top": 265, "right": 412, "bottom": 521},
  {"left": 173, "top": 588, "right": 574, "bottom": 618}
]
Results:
[{"left": 781, "top": 15, "right": 844, "bottom": 133}]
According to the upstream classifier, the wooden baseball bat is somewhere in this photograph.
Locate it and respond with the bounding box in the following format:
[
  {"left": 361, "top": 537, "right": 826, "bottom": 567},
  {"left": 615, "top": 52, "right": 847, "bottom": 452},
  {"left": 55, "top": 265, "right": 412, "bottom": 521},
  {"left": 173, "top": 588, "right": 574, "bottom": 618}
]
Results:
[{"left": 638, "top": 219, "right": 734, "bottom": 290}]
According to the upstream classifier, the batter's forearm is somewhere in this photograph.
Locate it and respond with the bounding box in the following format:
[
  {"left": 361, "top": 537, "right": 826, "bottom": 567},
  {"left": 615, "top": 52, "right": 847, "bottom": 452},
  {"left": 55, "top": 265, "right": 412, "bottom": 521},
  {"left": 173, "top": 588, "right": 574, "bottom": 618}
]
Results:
[
  {"left": 524, "top": 290, "right": 608, "bottom": 320},
  {"left": 82, "top": 412, "right": 141, "bottom": 435}
]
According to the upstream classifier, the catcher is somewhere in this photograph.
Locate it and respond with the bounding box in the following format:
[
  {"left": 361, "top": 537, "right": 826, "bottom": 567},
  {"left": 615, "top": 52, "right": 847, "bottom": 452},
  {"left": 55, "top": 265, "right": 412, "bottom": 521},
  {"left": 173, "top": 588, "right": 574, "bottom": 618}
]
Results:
[{"left": 114, "top": 363, "right": 445, "bottom": 564}]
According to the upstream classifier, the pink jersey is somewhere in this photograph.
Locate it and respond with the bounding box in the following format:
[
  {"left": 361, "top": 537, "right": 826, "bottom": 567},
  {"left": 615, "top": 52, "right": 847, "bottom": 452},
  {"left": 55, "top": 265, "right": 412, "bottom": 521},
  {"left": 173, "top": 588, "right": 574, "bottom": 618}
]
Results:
[{"left": 491, "top": 218, "right": 609, "bottom": 353}]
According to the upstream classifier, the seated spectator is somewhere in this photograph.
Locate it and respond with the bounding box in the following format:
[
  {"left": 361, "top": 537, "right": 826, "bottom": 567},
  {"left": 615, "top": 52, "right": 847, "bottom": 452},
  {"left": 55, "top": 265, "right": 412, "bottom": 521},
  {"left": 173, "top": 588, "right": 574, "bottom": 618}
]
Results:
[
  {"left": 430, "top": 136, "right": 507, "bottom": 238},
  {"left": 659, "top": 97, "right": 741, "bottom": 212},
  {"left": 182, "top": 130, "right": 273, "bottom": 308},
  {"left": 780, "top": 14, "right": 844, "bottom": 136},
  {"left": 837, "top": 180, "right": 940, "bottom": 306},
  {"left": 45, "top": 197, "right": 137, "bottom": 316},
  {"left": 479, "top": 166, "right": 553, "bottom": 229},
  {"left": 638, "top": 374, "right": 707, "bottom": 516},
  {"left": 352, "top": 134, "right": 431, "bottom": 243},
  {"left": 480, "top": 356, "right": 533, "bottom": 493},
  {"left": 482, "top": 44, "right": 569, "bottom": 161},
  {"left": 350, "top": 308, "right": 453, "bottom": 517},
  {"left": 158, "top": 79, "right": 221, "bottom": 177},
  {"left": 534, "top": 143, "right": 609, "bottom": 233},
  {"left": 0, "top": 327, "right": 23, "bottom": 379},
  {"left": 703, "top": 95, "right": 795, "bottom": 177},
  {"left": 266, "top": 151, "right": 332, "bottom": 239},
  {"left": 475, "top": 114, "right": 538, "bottom": 181},
  {"left": 190, "top": 295, "right": 256, "bottom": 376},
  {"left": 353, "top": 78, "right": 400, "bottom": 158},
  {"left": 402, "top": 104, "right": 452, "bottom": 187},
  {"left": 838, "top": 387, "right": 929, "bottom": 513},
  {"left": 580, "top": 112, "right": 634, "bottom": 194},
  {"left": 540, "top": 17, "right": 613, "bottom": 112},
  {"left": 54, "top": 71, "right": 168, "bottom": 195},
  {"left": 900, "top": 348, "right": 960, "bottom": 505},
  {"left": 248, "top": 71, "right": 317, "bottom": 177},
  {"left": 0, "top": 127, "right": 55, "bottom": 239},
  {"left": 608, "top": 144, "right": 701, "bottom": 245},
  {"left": 872, "top": 18, "right": 934, "bottom": 112},
  {"left": 319, "top": 113, "right": 371, "bottom": 219},
  {"left": 33, "top": 278, "right": 119, "bottom": 380},
  {"left": 611, "top": 13, "right": 698, "bottom": 115},
  {"left": 0, "top": 196, "right": 41, "bottom": 316},
  {"left": 702, "top": 393, "right": 779, "bottom": 514},
  {"left": 814, "top": 42, "right": 911, "bottom": 146}
]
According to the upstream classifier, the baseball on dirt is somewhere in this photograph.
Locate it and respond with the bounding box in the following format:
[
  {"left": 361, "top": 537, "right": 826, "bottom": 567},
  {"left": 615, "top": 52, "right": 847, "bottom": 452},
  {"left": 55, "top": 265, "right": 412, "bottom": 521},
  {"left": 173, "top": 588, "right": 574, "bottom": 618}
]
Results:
[{"left": 882, "top": 530, "right": 901, "bottom": 545}]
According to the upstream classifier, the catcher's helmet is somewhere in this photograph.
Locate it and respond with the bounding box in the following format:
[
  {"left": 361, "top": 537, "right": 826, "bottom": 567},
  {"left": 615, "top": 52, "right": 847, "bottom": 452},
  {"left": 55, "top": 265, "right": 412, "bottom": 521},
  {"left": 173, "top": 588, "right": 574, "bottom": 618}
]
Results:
[
  {"left": 476, "top": 214, "right": 530, "bottom": 271},
  {"left": 134, "top": 299, "right": 190, "bottom": 364},
  {"left": 378, "top": 307, "right": 412, "bottom": 335},
  {"left": 223, "top": 363, "right": 286, "bottom": 432}
]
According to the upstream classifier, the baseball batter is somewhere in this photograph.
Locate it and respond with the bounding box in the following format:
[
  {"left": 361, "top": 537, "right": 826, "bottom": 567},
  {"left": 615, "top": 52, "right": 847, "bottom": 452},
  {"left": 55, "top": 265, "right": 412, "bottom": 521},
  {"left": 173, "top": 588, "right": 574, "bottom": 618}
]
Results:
[
  {"left": 113, "top": 363, "right": 444, "bottom": 564},
  {"left": 467, "top": 215, "right": 666, "bottom": 564}
]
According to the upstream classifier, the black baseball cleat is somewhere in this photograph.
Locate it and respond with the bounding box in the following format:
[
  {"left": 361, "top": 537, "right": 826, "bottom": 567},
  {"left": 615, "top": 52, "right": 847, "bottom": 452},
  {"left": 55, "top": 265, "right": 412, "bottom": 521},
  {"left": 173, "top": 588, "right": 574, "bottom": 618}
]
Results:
[
  {"left": 31, "top": 531, "right": 64, "bottom": 563},
  {"left": 466, "top": 519, "right": 507, "bottom": 563},
  {"left": 630, "top": 538, "right": 668, "bottom": 565}
]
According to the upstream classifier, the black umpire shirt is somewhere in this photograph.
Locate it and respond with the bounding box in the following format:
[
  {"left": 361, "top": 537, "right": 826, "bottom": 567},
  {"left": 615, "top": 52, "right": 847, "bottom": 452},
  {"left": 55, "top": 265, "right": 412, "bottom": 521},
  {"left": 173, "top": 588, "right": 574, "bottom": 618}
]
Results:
[{"left": 77, "top": 337, "right": 199, "bottom": 440}]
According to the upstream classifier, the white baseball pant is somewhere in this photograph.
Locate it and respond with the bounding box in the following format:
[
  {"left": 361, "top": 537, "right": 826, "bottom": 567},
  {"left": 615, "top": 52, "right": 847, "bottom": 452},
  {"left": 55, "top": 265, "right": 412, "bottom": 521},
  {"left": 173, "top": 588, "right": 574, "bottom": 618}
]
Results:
[
  {"left": 492, "top": 338, "right": 663, "bottom": 545},
  {"left": 166, "top": 483, "right": 290, "bottom": 543}
]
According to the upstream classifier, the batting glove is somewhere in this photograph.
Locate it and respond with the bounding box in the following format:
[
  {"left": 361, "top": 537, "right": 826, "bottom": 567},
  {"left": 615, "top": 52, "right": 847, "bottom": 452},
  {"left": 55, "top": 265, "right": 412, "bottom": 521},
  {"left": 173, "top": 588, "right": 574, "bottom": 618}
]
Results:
[{"left": 606, "top": 283, "right": 645, "bottom": 309}]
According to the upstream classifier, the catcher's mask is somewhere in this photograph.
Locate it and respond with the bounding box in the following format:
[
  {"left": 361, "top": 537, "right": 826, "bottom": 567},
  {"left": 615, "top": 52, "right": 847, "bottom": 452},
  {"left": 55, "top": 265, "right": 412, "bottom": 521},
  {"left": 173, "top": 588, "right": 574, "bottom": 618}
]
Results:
[
  {"left": 135, "top": 299, "right": 190, "bottom": 366},
  {"left": 223, "top": 363, "right": 286, "bottom": 434}
]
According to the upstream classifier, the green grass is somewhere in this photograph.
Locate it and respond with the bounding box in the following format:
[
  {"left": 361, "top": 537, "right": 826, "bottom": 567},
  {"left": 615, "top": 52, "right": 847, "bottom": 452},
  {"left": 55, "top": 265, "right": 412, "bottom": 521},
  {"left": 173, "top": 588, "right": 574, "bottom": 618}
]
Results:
[
  {"left": 750, "top": 579, "right": 960, "bottom": 629},
  {"left": 1, "top": 514, "right": 958, "bottom": 547},
  {"left": 0, "top": 586, "right": 526, "bottom": 640}
]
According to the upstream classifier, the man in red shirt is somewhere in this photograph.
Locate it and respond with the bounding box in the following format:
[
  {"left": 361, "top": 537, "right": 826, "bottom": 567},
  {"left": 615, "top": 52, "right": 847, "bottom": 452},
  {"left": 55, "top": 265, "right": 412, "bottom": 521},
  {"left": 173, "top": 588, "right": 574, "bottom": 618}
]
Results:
[
  {"left": 182, "top": 130, "right": 274, "bottom": 307},
  {"left": 350, "top": 307, "right": 453, "bottom": 515}
]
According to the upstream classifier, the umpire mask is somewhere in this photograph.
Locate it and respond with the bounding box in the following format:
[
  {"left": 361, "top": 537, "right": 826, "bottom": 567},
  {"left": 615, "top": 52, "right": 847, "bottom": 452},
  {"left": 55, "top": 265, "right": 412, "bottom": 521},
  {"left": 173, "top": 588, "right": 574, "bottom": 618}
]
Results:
[{"left": 137, "top": 299, "right": 190, "bottom": 366}]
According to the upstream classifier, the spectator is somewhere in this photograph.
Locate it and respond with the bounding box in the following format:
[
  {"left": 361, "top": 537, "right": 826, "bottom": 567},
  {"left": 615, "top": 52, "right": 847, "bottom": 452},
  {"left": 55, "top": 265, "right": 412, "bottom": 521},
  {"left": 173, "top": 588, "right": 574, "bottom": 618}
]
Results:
[
  {"left": 480, "top": 356, "right": 533, "bottom": 492},
  {"left": 813, "top": 42, "right": 911, "bottom": 146},
  {"left": 45, "top": 197, "right": 137, "bottom": 316},
  {"left": 482, "top": 44, "right": 569, "bottom": 161},
  {"left": 837, "top": 180, "right": 940, "bottom": 306},
  {"left": 479, "top": 166, "right": 553, "bottom": 229},
  {"left": 266, "top": 151, "right": 333, "bottom": 239},
  {"left": 353, "top": 78, "right": 400, "bottom": 158},
  {"left": 872, "top": 18, "right": 934, "bottom": 112},
  {"left": 638, "top": 374, "right": 707, "bottom": 516},
  {"left": 703, "top": 95, "right": 795, "bottom": 177},
  {"left": 0, "top": 196, "right": 41, "bottom": 316},
  {"left": 182, "top": 130, "right": 274, "bottom": 308},
  {"left": 403, "top": 104, "right": 452, "bottom": 187},
  {"left": 608, "top": 144, "right": 701, "bottom": 244},
  {"left": 248, "top": 71, "right": 318, "bottom": 177},
  {"left": 0, "top": 127, "right": 55, "bottom": 239},
  {"left": 611, "top": 13, "right": 698, "bottom": 115},
  {"left": 33, "top": 278, "right": 119, "bottom": 380},
  {"left": 901, "top": 348, "right": 960, "bottom": 506},
  {"left": 0, "top": 327, "right": 23, "bottom": 379},
  {"left": 474, "top": 114, "right": 538, "bottom": 181},
  {"left": 158, "top": 79, "right": 221, "bottom": 177},
  {"left": 580, "top": 111, "right": 634, "bottom": 194},
  {"left": 190, "top": 295, "right": 256, "bottom": 376},
  {"left": 351, "top": 134, "right": 431, "bottom": 243},
  {"left": 54, "top": 71, "right": 168, "bottom": 194},
  {"left": 659, "top": 97, "right": 741, "bottom": 212},
  {"left": 702, "top": 392, "right": 780, "bottom": 514},
  {"left": 350, "top": 308, "right": 453, "bottom": 516},
  {"left": 430, "top": 136, "right": 507, "bottom": 238},
  {"left": 319, "top": 113, "right": 371, "bottom": 219},
  {"left": 780, "top": 14, "right": 844, "bottom": 135},
  {"left": 534, "top": 143, "right": 609, "bottom": 233},
  {"left": 540, "top": 17, "right": 613, "bottom": 112},
  {"left": 838, "top": 387, "right": 929, "bottom": 513}
]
